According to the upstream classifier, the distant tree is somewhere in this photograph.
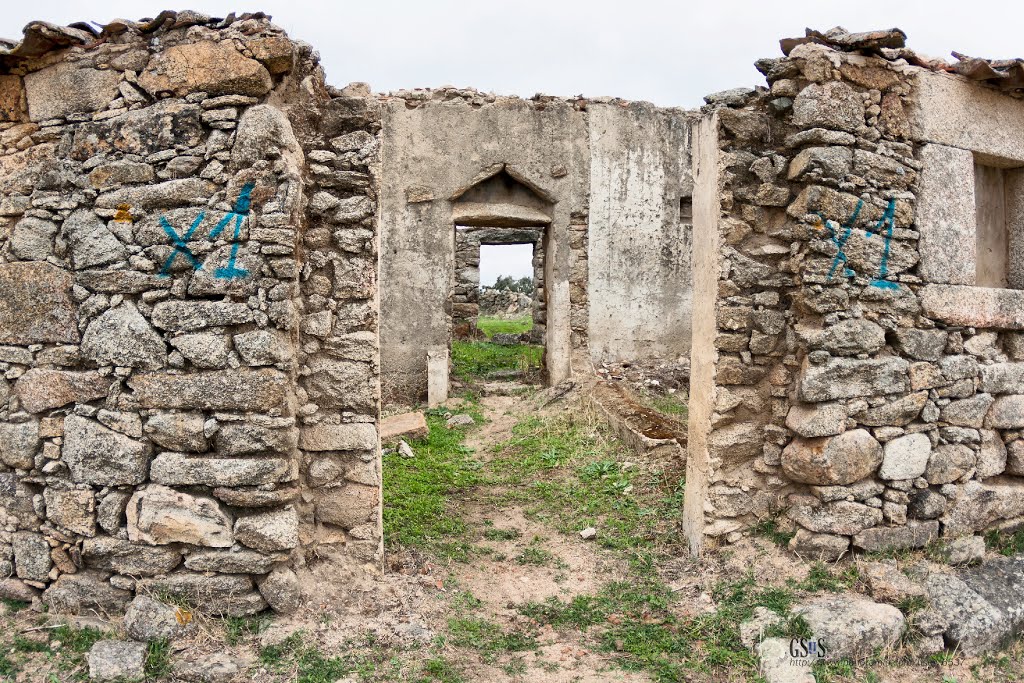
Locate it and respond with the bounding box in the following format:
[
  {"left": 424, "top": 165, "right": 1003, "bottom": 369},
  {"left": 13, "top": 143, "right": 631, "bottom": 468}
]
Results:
[{"left": 491, "top": 275, "right": 534, "bottom": 295}]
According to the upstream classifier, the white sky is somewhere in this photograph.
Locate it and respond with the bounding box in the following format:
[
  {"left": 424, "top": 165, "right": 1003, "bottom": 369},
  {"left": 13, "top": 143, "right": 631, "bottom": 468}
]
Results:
[
  {"left": 5, "top": 1, "right": 1019, "bottom": 278},
  {"left": 479, "top": 244, "right": 533, "bottom": 287}
]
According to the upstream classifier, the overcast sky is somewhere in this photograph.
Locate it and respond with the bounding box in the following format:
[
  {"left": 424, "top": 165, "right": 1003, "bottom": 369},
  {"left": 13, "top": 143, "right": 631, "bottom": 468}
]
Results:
[{"left": 4, "top": 1, "right": 1018, "bottom": 281}]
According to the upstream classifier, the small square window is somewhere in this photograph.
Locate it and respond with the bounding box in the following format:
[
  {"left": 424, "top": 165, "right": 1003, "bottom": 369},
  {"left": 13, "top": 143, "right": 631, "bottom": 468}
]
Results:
[{"left": 974, "top": 161, "right": 1024, "bottom": 289}]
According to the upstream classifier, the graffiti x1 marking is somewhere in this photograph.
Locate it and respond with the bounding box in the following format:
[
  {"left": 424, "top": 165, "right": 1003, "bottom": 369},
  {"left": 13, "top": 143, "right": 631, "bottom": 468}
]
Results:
[
  {"left": 815, "top": 197, "right": 899, "bottom": 290},
  {"left": 159, "top": 181, "right": 255, "bottom": 280}
]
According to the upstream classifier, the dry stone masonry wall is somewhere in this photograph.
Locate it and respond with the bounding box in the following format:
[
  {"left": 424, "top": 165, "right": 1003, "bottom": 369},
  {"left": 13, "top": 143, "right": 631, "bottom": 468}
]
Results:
[
  {"left": 0, "top": 12, "right": 381, "bottom": 615},
  {"left": 687, "top": 27, "right": 1024, "bottom": 557}
]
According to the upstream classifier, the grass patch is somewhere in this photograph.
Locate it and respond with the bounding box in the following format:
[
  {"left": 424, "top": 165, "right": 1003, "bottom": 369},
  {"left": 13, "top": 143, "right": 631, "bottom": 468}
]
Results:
[
  {"left": 476, "top": 315, "right": 532, "bottom": 337},
  {"left": 445, "top": 617, "right": 537, "bottom": 663},
  {"left": 419, "top": 656, "right": 465, "bottom": 682},
  {"left": 487, "top": 413, "right": 684, "bottom": 553},
  {"left": 515, "top": 546, "right": 553, "bottom": 566},
  {"left": 382, "top": 411, "right": 482, "bottom": 559},
  {"left": 451, "top": 340, "right": 542, "bottom": 381},
  {"left": 13, "top": 634, "right": 49, "bottom": 652},
  {"left": 520, "top": 568, "right": 792, "bottom": 681},
  {"left": 225, "top": 614, "right": 272, "bottom": 645},
  {"left": 145, "top": 639, "right": 173, "bottom": 678},
  {"left": 482, "top": 527, "right": 521, "bottom": 541},
  {"left": 814, "top": 658, "right": 857, "bottom": 682},
  {"left": 1, "top": 598, "right": 30, "bottom": 612},
  {"left": 259, "top": 632, "right": 394, "bottom": 682},
  {"left": 789, "top": 562, "right": 859, "bottom": 593},
  {"left": 751, "top": 517, "right": 795, "bottom": 547},
  {"left": 645, "top": 393, "right": 688, "bottom": 419},
  {"left": 985, "top": 527, "right": 1024, "bottom": 556}
]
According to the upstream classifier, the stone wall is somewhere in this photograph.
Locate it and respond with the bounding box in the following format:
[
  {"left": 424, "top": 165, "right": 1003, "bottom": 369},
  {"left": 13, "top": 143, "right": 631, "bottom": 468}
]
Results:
[
  {"left": 377, "top": 96, "right": 697, "bottom": 403},
  {"left": 0, "top": 13, "right": 381, "bottom": 614},
  {"left": 686, "top": 31, "right": 1024, "bottom": 557}
]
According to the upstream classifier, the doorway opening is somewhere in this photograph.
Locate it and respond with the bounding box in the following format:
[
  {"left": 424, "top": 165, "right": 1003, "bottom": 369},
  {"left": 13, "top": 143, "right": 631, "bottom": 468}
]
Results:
[{"left": 451, "top": 227, "right": 546, "bottom": 390}]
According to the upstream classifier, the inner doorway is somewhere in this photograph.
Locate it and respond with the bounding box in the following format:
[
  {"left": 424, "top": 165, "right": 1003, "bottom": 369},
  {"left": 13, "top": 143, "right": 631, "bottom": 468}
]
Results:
[{"left": 451, "top": 226, "right": 546, "bottom": 391}]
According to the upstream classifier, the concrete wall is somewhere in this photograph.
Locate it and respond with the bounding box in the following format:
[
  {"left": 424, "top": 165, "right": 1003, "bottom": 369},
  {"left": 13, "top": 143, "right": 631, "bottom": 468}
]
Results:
[
  {"left": 378, "top": 97, "right": 588, "bottom": 402},
  {"left": 587, "top": 103, "right": 695, "bottom": 364}
]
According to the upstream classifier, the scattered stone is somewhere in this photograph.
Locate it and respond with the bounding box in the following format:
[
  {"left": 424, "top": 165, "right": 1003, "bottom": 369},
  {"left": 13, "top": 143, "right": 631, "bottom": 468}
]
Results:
[
  {"left": 139, "top": 41, "right": 272, "bottom": 97},
  {"left": 82, "top": 537, "right": 181, "bottom": 576},
  {"left": 171, "top": 652, "right": 239, "bottom": 683},
  {"left": 145, "top": 411, "right": 208, "bottom": 452},
  {"left": 398, "top": 440, "right": 415, "bottom": 459},
  {"left": 740, "top": 606, "right": 783, "bottom": 649},
  {"left": 139, "top": 573, "right": 266, "bottom": 617},
  {"left": 863, "top": 561, "right": 926, "bottom": 604},
  {"left": 799, "top": 357, "right": 909, "bottom": 402},
  {"left": 756, "top": 637, "right": 815, "bottom": 683},
  {"left": 13, "top": 531, "right": 51, "bottom": 582},
  {"left": 939, "top": 536, "right": 985, "bottom": 566},
  {"left": 852, "top": 520, "right": 939, "bottom": 552},
  {"left": 0, "top": 420, "right": 40, "bottom": 469},
  {"left": 124, "top": 595, "right": 192, "bottom": 641},
  {"left": 14, "top": 369, "right": 108, "bottom": 413},
  {"left": 794, "top": 594, "right": 905, "bottom": 660},
  {"left": 298, "top": 423, "right": 376, "bottom": 451},
  {"left": 184, "top": 549, "right": 283, "bottom": 574},
  {"left": 150, "top": 452, "right": 292, "bottom": 487},
  {"left": 43, "top": 571, "right": 131, "bottom": 615},
  {"left": 785, "top": 402, "right": 846, "bottom": 438},
  {"left": 446, "top": 414, "right": 475, "bottom": 428},
  {"left": 925, "top": 444, "right": 976, "bottom": 485},
  {"left": 128, "top": 369, "right": 288, "bottom": 411},
  {"left": 44, "top": 488, "right": 96, "bottom": 536},
  {"left": 87, "top": 640, "right": 147, "bottom": 682},
  {"left": 788, "top": 501, "right": 883, "bottom": 535},
  {"left": 62, "top": 210, "right": 126, "bottom": 270},
  {"left": 381, "top": 412, "right": 428, "bottom": 442},
  {"left": 81, "top": 303, "right": 166, "bottom": 369},
  {"left": 579, "top": 527, "right": 597, "bottom": 540}
]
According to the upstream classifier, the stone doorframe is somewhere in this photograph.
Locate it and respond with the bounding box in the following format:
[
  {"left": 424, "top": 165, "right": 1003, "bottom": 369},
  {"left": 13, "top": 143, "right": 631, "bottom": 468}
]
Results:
[{"left": 452, "top": 226, "right": 547, "bottom": 343}]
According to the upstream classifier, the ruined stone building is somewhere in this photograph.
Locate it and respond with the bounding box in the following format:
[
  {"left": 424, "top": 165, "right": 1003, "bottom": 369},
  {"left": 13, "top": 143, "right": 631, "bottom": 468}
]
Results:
[{"left": 1, "top": 13, "right": 1023, "bottom": 616}]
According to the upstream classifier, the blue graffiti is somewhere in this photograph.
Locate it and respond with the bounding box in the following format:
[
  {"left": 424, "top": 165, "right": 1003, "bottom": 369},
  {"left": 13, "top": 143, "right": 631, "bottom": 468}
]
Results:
[
  {"left": 815, "top": 198, "right": 898, "bottom": 290},
  {"left": 159, "top": 182, "right": 255, "bottom": 279}
]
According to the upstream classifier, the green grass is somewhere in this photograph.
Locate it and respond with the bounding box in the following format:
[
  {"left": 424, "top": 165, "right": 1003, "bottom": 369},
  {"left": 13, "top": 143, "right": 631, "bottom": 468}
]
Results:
[
  {"left": 751, "top": 517, "right": 796, "bottom": 547},
  {"left": 382, "top": 411, "right": 482, "bottom": 560},
  {"left": 145, "top": 639, "right": 173, "bottom": 678},
  {"left": 646, "top": 393, "right": 688, "bottom": 419},
  {"left": 418, "top": 657, "right": 464, "bottom": 683},
  {"left": 515, "top": 546, "right": 554, "bottom": 566},
  {"left": 985, "top": 527, "right": 1024, "bottom": 556},
  {"left": 482, "top": 527, "right": 521, "bottom": 541},
  {"left": 1, "top": 598, "right": 30, "bottom": 612},
  {"left": 259, "top": 631, "right": 394, "bottom": 683},
  {"left": 789, "top": 562, "right": 859, "bottom": 593},
  {"left": 445, "top": 617, "right": 537, "bottom": 663},
  {"left": 476, "top": 315, "right": 532, "bottom": 337},
  {"left": 225, "top": 614, "right": 272, "bottom": 645},
  {"left": 451, "top": 340, "right": 542, "bottom": 381},
  {"left": 486, "top": 414, "right": 685, "bottom": 553},
  {"left": 520, "top": 567, "right": 791, "bottom": 682}
]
